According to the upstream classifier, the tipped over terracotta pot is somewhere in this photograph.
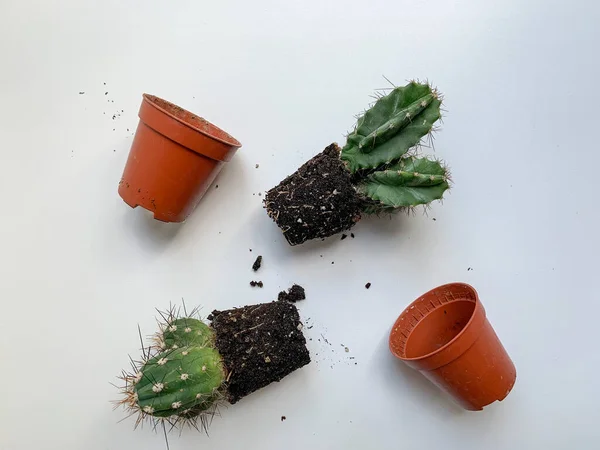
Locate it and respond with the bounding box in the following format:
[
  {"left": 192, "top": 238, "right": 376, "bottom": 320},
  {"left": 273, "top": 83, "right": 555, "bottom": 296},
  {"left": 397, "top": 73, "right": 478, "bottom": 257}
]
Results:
[
  {"left": 118, "top": 94, "right": 241, "bottom": 222},
  {"left": 389, "top": 283, "right": 516, "bottom": 411}
]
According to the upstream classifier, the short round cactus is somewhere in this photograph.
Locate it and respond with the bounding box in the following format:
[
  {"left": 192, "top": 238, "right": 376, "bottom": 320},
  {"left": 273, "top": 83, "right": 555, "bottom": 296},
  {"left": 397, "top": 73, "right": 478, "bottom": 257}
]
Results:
[
  {"left": 117, "top": 307, "right": 226, "bottom": 431},
  {"left": 116, "top": 301, "right": 311, "bottom": 434}
]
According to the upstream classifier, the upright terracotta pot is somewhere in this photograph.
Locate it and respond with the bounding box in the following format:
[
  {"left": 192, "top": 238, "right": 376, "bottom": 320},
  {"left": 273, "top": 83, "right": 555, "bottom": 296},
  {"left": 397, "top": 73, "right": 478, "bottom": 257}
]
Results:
[
  {"left": 389, "top": 283, "right": 516, "bottom": 411},
  {"left": 118, "top": 94, "right": 241, "bottom": 222}
]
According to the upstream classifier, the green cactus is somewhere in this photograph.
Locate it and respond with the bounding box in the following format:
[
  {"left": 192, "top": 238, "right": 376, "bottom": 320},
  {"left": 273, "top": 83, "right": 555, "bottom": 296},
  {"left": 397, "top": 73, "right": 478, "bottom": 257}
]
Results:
[
  {"left": 341, "top": 81, "right": 441, "bottom": 173},
  {"left": 133, "top": 346, "right": 225, "bottom": 418},
  {"left": 117, "top": 301, "right": 311, "bottom": 433},
  {"left": 118, "top": 308, "right": 226, "bottom": 430},
  {"left": 159, "top": 318, "right": 214, "bottom": 350},
  {"left": 264, "top": 80, "right": 451, "bottom": 245},
  {"left": 357, "top": 156, "right": 449, "bottom": 213}
]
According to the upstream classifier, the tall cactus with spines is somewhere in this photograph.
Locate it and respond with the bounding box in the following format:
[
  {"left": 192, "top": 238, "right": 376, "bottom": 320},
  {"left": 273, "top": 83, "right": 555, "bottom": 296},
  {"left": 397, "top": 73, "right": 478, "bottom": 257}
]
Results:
[{"left": 264, "top": 79, "right": 451, "bottom": 245}]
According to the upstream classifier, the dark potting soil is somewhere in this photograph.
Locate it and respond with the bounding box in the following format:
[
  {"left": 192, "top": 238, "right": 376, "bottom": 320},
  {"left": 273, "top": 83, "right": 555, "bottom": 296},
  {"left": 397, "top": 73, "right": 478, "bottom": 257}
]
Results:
[
  {"left": 252, "top": 255, "right": 263, "bottom": 271},
  {"left": 209, "top": 301, "right": 310, "bottom": 404},
  {"left": 264, "top": 143, "right": 364, "bottom": 246},
  {"left": 278, "top": 284, "right": 306, "bottom": 303}
]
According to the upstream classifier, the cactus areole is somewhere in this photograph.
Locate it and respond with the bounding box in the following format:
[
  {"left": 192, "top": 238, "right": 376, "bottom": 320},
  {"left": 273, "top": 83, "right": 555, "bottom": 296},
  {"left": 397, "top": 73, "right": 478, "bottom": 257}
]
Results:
[
  {"left": 117, "top": 301, "right": 310, "bottom": 432},
  {"left": 264, "top": 81, "right": 450, "bottom": 246}
]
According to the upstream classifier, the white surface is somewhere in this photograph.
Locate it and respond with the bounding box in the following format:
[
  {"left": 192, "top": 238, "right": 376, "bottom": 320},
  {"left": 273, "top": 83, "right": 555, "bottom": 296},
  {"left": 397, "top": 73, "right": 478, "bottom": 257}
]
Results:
[{"left": 1, "top": 0, "right": 599, "bottom": 449}]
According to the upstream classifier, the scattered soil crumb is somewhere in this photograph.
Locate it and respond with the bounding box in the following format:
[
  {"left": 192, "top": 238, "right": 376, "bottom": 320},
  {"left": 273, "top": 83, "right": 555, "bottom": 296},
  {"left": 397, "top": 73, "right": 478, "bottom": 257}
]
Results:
[
  {"left": 467, "top": 267, "right": 473, "bottom": 271},
  {"left": 215, "top": 184, "right": 219, "bottom": 189},
  {"left": 341, "top": 234, "right": 347, "bottom": 240},
  {"left": 365, "top": 282, "right": 371, "bottom": 289},
  {"left": 105, "top": 92, "right": 108, "bottom": 95},
  {"left": 255, "top": 164, "right": 260, "bottom": 168},
  {"left": 252, "top": 255, "right": 263, "bottom": 271},
  {"left": 78, "top": 91, "right": 85, "bottom": 95},
  {"left": 278, "top": 284, "right": 306, "bottom": 303},
  {"left": 344, "top": 347, "right": 349, "bottom": 353},
  {"left": 331, "top": 261, "right": 334, "bottom": 264},
  {"left": 281, "top": 416, "right": 286, "bottom": 422},
  {"left": 433, "top": 218, "right": 437, "bottom": 221},
  {"left": 351, "top": 233, "right": 355, "bottom": 238},
  {"left": 250, "top": 281, "right": 264, "bottom": 288}
]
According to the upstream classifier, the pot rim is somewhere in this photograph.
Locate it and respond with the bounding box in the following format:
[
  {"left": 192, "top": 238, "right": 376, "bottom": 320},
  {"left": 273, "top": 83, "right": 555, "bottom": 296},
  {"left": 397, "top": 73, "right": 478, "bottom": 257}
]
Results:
[
  {"left": 389, "top": 282, "right": 481, "bottom": 362},
  {"left": 142, "top": 93, "right": 241, "bottom": 148}
]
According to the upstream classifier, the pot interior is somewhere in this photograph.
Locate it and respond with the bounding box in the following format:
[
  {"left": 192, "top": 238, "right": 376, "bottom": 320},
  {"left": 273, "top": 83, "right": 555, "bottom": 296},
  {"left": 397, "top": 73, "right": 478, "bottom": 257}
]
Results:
[
  {"left": 390, "top": 283, "right": 478, "bottom": 359},
  {"left": 404, "top": 299, "right": 475, "bottom": 358}
]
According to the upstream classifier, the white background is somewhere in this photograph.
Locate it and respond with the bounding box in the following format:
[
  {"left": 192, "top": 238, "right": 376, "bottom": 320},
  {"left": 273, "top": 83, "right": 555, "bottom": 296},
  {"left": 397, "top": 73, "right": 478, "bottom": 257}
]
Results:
[{"left": 1, "top": 0, "right": 599, "bottom": 449}]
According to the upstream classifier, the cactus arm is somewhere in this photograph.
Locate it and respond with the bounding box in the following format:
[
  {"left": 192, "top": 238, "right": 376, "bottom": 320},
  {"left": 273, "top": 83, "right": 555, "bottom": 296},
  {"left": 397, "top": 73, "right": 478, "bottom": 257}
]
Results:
[
  {"left": 135, "top": 346, "right": 225, "bottom": 418},
  {"left": 357, "top": 156, "right": 449, "bottom": 210},
  {"left": 341, "top": 82, "right": 441, "bottom": 172},
  {"left": 357, "top": 94, "right": 434, "bottom": 153},
  {"left": 161, "top": 318, "right": 214, "bottom": 349}
]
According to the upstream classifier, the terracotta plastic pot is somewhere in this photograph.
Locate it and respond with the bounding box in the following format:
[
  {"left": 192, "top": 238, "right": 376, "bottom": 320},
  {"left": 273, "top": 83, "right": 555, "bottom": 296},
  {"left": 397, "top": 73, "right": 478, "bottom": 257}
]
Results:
[
  {"left": 118, "top": 94, "right": 241, "bottom": 222},
  {"left": 389, "top": 283, "right": 516, "bottom": 411}
]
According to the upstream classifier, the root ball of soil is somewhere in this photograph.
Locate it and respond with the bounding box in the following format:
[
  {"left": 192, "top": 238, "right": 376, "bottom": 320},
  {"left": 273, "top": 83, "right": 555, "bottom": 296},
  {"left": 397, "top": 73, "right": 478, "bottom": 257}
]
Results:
[
  {"left": 209, "top": 301, "right": 310, "bottom": 404},
  {"left": 264, "top": 144, "right": 363, "bottom": 246}
]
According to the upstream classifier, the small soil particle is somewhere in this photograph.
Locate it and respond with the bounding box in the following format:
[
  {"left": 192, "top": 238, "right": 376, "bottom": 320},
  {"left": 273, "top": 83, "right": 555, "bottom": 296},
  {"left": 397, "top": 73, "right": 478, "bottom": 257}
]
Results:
[
  {"left": 105, "top": 92, "right": 108, "bottom": 95},
  {"left": 341, "top": 234, "right": 347, "bottom": 240},
  {"left": 365, "top": 282, "right": 371, "bottom": 289},
  {"left": 255, "top": 164, "right": 259, "bottom": 168},
  {"left": 278, "top": 284, "right": 306, "bottom": 303},
  {"left": 209, "top": 301, "right": 310, "bottom": 404},
  {"left": 250, "top": 281, "right": 264, "bottom": 288},
  {"left": 281, "top": 416, "right": 286, "bottom": 422},
  {"left": 467, "top": 267, "right": 473, "bottom": 271},
  {"left": 78, "top": 91, "right": 85, "bottom": 95},
  {"left": 345, "top": 347, "right": 349, "bottom": 353},
  {"left": 215, "top": 184, "right": 219, "bottom": 189},
  {"left": 433, "top": 218, "right": 437, "bottom": 221},
  {"left": 252, "top": 255, "right": 263, "bottom": 271}
]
